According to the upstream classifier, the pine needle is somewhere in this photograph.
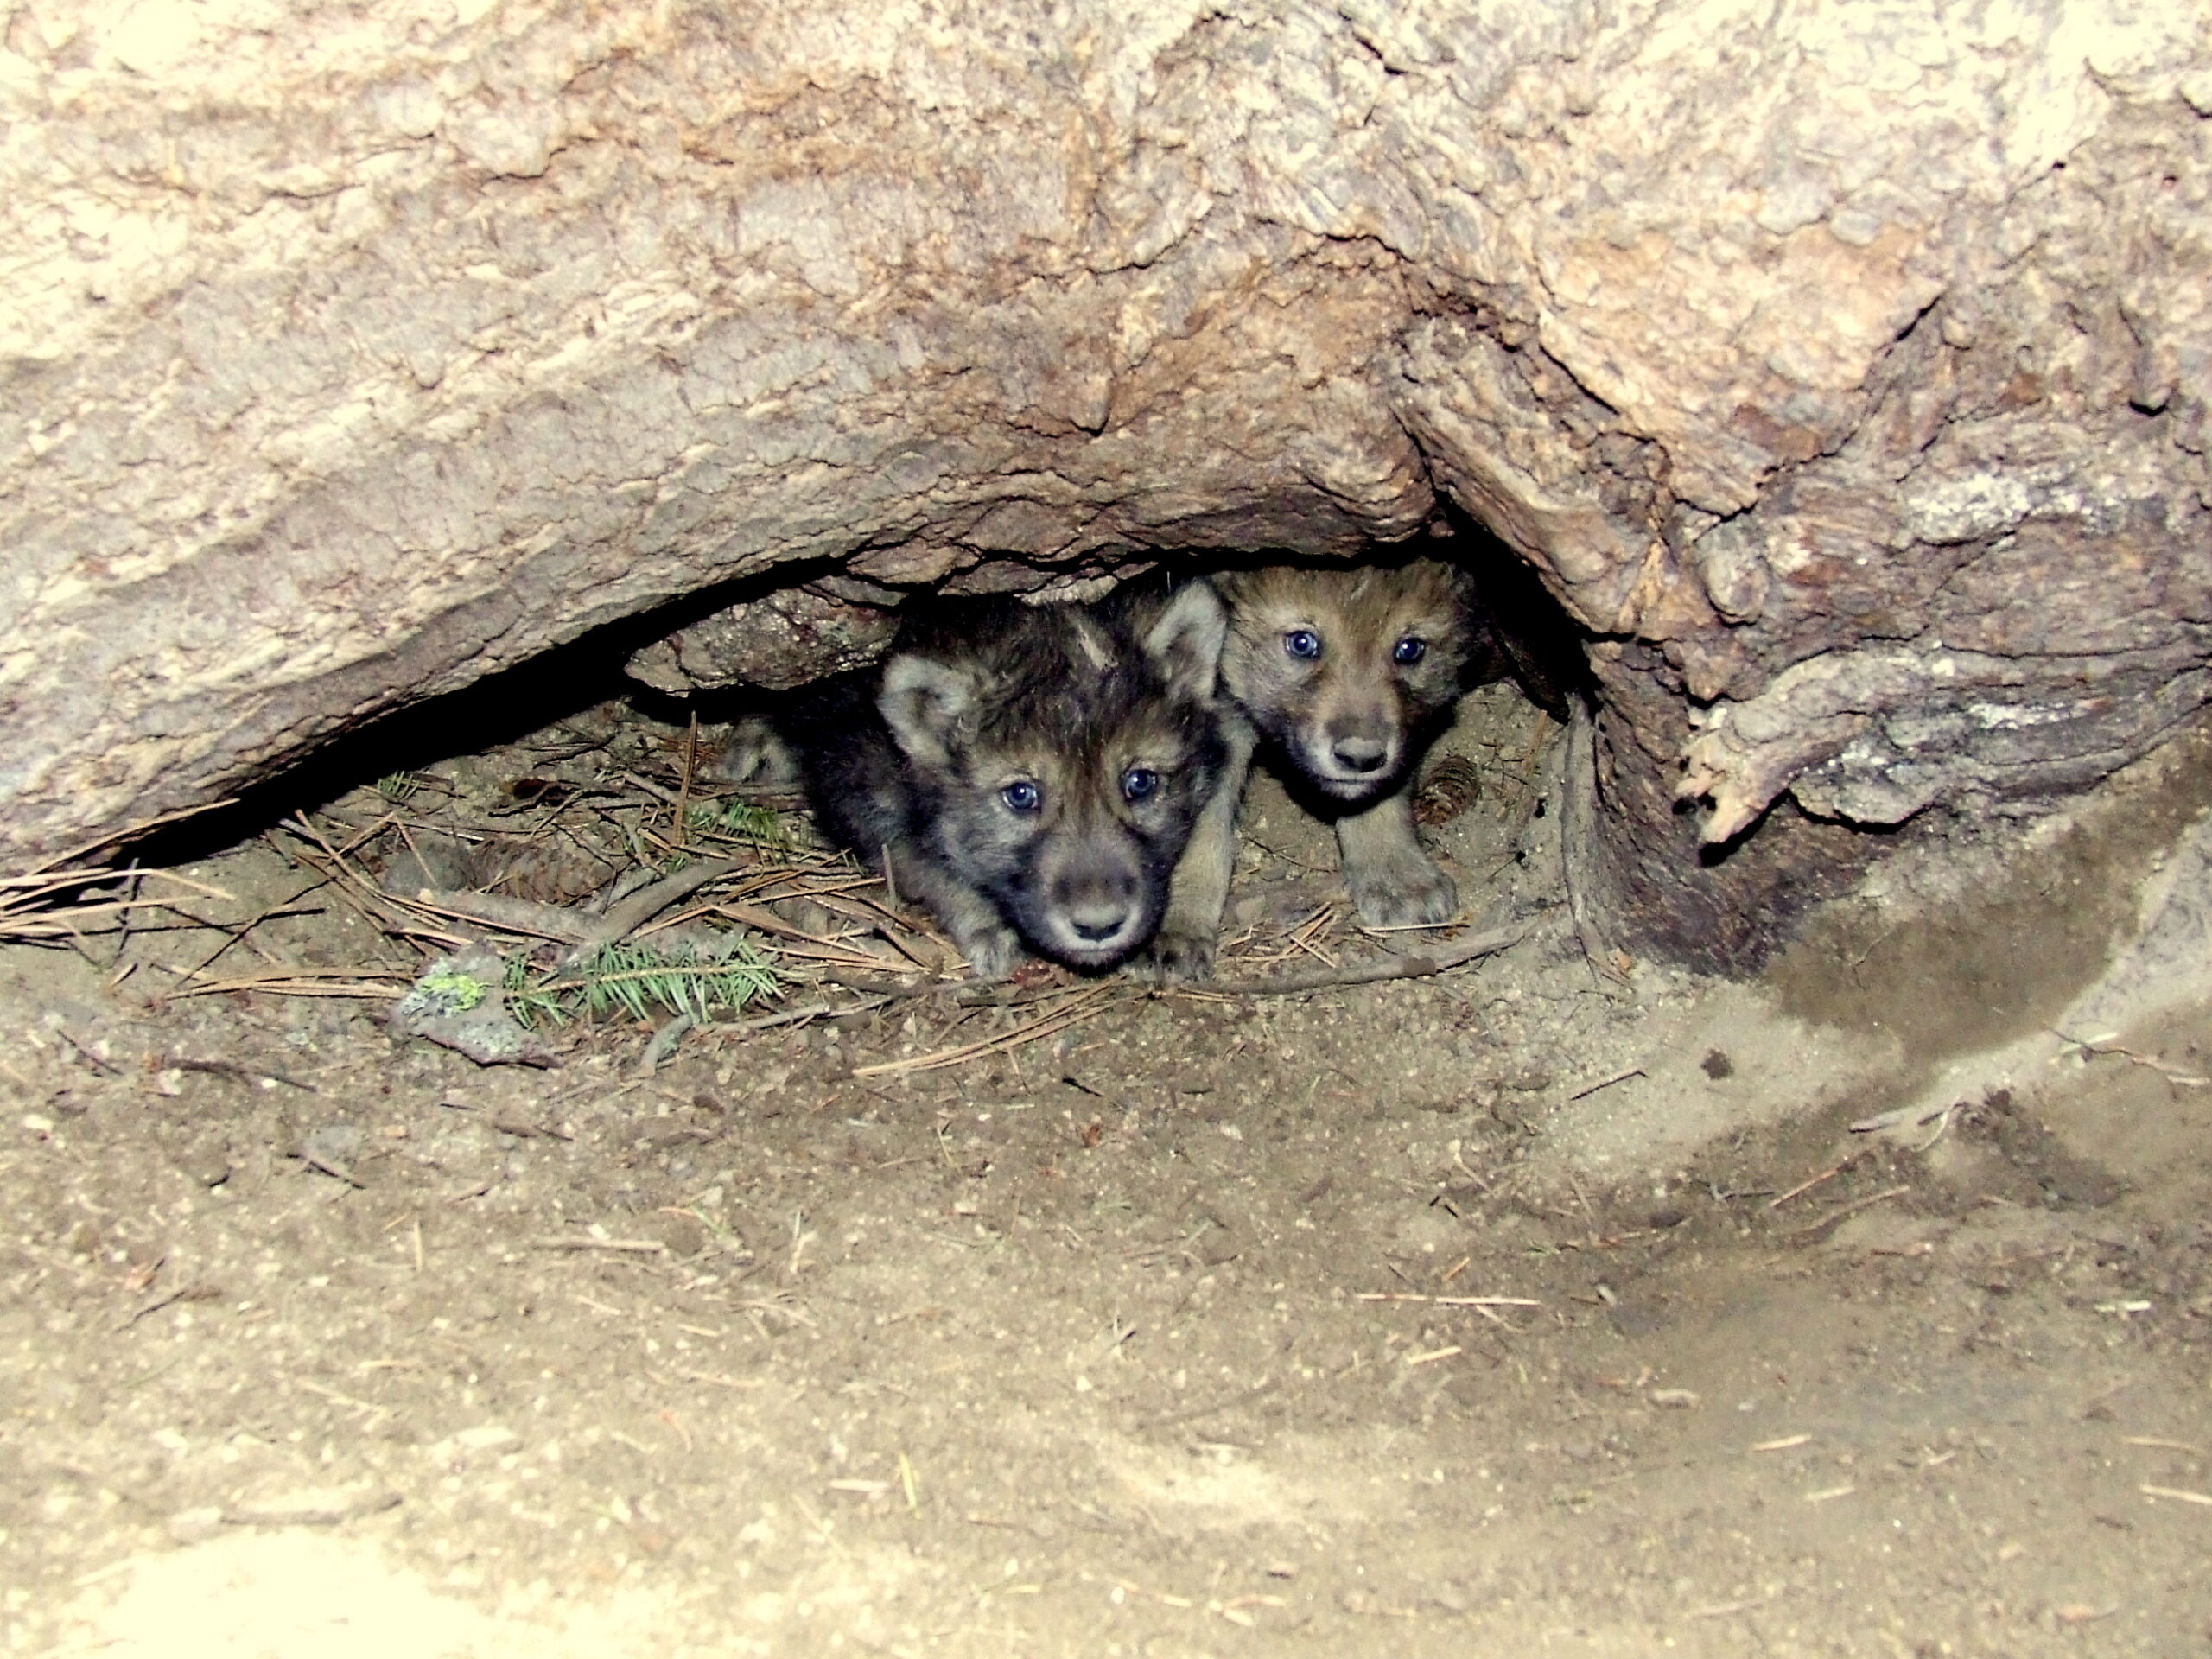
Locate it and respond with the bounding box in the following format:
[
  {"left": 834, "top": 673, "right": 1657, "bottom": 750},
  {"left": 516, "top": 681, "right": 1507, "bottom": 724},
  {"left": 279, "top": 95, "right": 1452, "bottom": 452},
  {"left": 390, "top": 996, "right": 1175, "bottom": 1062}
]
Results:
[
  {"left": 687, "top": 799, "right": 800, "bottom": 854},
  {"left": 507, "top": 936, "right": 783, "bottom": 1029}
]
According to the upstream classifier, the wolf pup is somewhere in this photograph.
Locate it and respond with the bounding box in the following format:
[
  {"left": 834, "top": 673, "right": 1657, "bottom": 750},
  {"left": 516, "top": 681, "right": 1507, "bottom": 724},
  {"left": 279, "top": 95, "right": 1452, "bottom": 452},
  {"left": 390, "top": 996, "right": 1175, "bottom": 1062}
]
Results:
[
  {"left": 1147, "top": 558, "right": 1477, "bottom": 979},
  {"left": 769, "top": 586, "right": 1229, "bottom": 980}
]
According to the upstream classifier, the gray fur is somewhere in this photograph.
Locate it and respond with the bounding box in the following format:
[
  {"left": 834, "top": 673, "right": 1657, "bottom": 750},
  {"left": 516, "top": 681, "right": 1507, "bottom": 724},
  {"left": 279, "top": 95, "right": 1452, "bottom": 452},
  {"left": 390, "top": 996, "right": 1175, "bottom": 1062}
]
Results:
[{"left": 774, "top": 587, "right": 1230, "bottom": 979}]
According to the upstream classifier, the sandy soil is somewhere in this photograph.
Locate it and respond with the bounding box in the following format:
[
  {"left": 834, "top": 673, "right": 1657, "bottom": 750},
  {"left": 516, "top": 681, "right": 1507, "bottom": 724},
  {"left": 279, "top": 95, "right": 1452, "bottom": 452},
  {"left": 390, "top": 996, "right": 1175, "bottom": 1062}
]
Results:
[{"left": 5, "top": 687, "right": 2210, "bottom": 1658}]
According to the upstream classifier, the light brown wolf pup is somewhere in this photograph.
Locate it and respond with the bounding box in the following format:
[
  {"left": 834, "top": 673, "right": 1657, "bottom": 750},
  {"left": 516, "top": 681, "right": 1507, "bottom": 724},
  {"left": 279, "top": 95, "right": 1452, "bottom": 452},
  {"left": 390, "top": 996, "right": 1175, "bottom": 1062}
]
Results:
[{"left": 1143, "top": 558, "right": 1479, "bottom": 980}]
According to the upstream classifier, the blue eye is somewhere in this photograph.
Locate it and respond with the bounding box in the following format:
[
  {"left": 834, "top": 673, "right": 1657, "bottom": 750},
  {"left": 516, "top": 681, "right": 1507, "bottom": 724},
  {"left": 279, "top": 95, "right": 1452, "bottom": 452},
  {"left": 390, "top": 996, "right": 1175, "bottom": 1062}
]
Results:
[
  {"left": 1284, "top": 629, "right": 1321, "bottom": 660},
  {"left": 1394, "top": 636, "right": 1427, "bottom": 664},
  {"left": 1122, "top": 767, "right": 1160, "bottom": 803},
  {"left": 1001, "top": 780, "right": 1041, "bottom": 814}
]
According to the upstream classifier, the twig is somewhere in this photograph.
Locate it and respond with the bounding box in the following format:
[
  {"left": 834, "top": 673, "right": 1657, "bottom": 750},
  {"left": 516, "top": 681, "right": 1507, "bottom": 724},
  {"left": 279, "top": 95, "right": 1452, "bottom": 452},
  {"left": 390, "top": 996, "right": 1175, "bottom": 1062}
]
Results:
[
  {"left": 296, "top": 1380, "right": 394, "bottom": 1420},
  {"left": 118, "top": 1285, "right": 217, "bottom": 1330},
  {"left": 162, "top": 968, "right": 409, "bottom": 1001},
  {"left": 2055, "top": 1028, "right": 2210, "bottom": 1087},
  {"left": 618, "top": 770, "right": 684, "bottom": 808},
  {"left": 1567, "top": 1065, "right": 1643, "bottom": 1101},
  {"left": 299, "top": 1149, "right": 365, "bottom": 1188},
  {"left": 411, "top": 888, "right": 588, "bottom": 943},
  {"left": 1193, "top": 925, "right": 1522, "bottom": 997},
  {"left": 175, "top": 871, "right": 335, "bottom": 982},
  {"left": 1766, "top": 1157, "right": 1855, "bottom": 1211},
  {"left": 677, "top": 715, "right": 700, "bottom": 846},
  {"left": 29, "top": 798, "right": 240, "bottom": 874},
  {"left": 278, "top": 816, "right": 475, "bottom": 959},
  {"left": 669, "top": 1368, "right": 766, "bottom": 1390},
  {"left": 0, "top": 861, "right": 236, "bottom": 944},
  {"left": 1689, "top": 1595, "right": 1774, "bottom": 1620},
  {"left": 1355, "top": 1294, "right": 1542, "bottom": 1307},
  {"left": 567, "top": 859, "right": 742, "bottom": 963},
  {"left": 1240, "top": 831, "right": 1330, "bottom": 873},
  {"left": 56, "top": 1027, "right": 121, "bottom": 1075},
  {"left": 704, "top": 899, "right": 885, "bottom": 952},
  {"left": 951, "top": 979, "right": 1094, "bottom": 1009},
  {"left": 639, "top": 1014, "right": 695, "bottom": 1075},
  {"left": 730, "top": 941, "right": 912, "bottom": 976},
  {"left": 1785, "top": 1184, "right": 1911, "bottom": 1242},
  {"left": 168, "top": 1056, "right": 319, "bottom": 1093},
  {"left": 852, "top": 986, "right": 1116, "bottom": 1077},
  {"left": 106, "top": 867, "right": 237, "bottom": 903},
  {"left": 1, "top": 866, "right": 138, "bottom": 902},
  {"left": 281, "top": 814, "right": 398, "bottom": 901},
  {"left": 525, "top": 1236, "right": 668, "bottom": 1255},
  {"left": 701, "top": 996, "right": 890, "bottom": 1036},
  {"left": 172, "top": 899, "right": 334, "bottom": 979}
]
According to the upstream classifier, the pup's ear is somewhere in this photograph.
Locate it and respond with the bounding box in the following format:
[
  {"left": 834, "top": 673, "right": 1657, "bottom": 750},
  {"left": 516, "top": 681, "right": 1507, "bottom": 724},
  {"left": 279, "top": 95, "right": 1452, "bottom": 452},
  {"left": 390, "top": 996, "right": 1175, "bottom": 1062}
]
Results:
[
  {"left": 878, "top": 653, "right": 976, "bottom": 766},
  {"left": 1141, "top": 582, "right": 1229, "bottom": 702},
  {"left": 1208, "top": 569, "right": 1255, "bottom": 604},
  {"left": 1422, "top": 556, "right": 1478, "bottom": 608}
]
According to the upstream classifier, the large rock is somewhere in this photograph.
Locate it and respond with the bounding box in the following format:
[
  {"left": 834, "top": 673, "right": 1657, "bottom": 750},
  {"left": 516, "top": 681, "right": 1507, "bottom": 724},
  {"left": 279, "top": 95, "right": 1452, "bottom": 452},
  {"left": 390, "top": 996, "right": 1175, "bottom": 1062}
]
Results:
[{"left": 3, "top": 1, "right": 2207, "bottom": 963}]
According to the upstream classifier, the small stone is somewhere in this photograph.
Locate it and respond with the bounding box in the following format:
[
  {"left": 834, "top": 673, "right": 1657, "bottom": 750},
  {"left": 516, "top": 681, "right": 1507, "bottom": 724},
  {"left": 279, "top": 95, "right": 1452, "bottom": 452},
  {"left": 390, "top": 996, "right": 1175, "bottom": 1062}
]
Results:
[
  {"left": 226, "top": 1486, "right": 402, "bottom": 1527},
  {"left": 658, "top": 1214, "right": 709, "bottom": 1258},
  {"left": 166, "top": 1505, "right": 226, "bottom": 1545},
  {"left": 1390, "top": 1206, "right": 1465, "bottom": 1257},
  {"left": 301, "top": 1124, "right": 363, "bottom": 1167}
]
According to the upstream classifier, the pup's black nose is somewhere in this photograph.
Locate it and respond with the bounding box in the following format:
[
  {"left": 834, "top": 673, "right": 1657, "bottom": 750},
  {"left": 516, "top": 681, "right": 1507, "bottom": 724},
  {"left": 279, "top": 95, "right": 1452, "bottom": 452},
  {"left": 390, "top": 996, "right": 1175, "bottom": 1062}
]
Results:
[
  {"left": 1070, "top": 910, "right": 1133, "bottom": 943},
  {"left": 1332, "top": 736, "right": 1389, "bottom": 772},
  {"left": 1060, "top": 864, "right": 1140, "bottom": 945}
]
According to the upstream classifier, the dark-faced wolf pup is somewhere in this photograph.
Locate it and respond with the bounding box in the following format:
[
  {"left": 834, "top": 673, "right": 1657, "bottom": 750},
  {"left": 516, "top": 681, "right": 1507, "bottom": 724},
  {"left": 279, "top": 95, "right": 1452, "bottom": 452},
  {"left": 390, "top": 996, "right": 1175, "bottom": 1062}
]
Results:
[
  {"left": 760, "top": 585, "right": 1230, "bottom": 980},
  {"left": 1144, "top": 556, "right": 1482, "bottom": 980}
]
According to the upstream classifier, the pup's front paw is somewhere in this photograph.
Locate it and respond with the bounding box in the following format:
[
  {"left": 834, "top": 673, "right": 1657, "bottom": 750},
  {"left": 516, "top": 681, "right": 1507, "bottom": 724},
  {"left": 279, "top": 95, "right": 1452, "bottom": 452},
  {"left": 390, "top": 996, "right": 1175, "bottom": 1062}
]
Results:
[
  {"left": 1135, "top": 925, "right": 1218, "bottom": 984},
  {"left": 1346, "top": 854, "right": 1457, "bottom": 929},
  {"left": 953, "top": 921, "right": 1024, "bottom": 983}
]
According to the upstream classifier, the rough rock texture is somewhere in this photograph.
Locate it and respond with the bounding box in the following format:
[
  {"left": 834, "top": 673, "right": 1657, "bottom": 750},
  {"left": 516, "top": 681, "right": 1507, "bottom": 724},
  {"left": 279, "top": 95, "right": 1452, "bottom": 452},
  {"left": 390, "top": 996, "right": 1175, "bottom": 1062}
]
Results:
[
  {"left": 3, "top": 1, "right": 2208, "bottom": 963},
  {"left": 624, "top": 576, "right": 904, "bottom": 694}
]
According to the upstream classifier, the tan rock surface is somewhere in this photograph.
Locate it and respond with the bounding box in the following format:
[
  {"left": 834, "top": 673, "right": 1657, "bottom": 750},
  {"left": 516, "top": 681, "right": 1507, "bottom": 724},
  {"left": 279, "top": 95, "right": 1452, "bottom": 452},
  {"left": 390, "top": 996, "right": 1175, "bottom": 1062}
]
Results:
[{"left": 3, "top": 0, "right": 2207, "bottom": 958}]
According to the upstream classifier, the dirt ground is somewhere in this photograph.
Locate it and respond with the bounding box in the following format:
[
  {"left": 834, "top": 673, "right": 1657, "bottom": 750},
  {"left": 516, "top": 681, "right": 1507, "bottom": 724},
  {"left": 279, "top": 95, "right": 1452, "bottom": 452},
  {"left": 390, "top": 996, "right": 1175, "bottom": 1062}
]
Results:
[{"left": 6, "top": 682, "right": 2212, "bottom": 1659}]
